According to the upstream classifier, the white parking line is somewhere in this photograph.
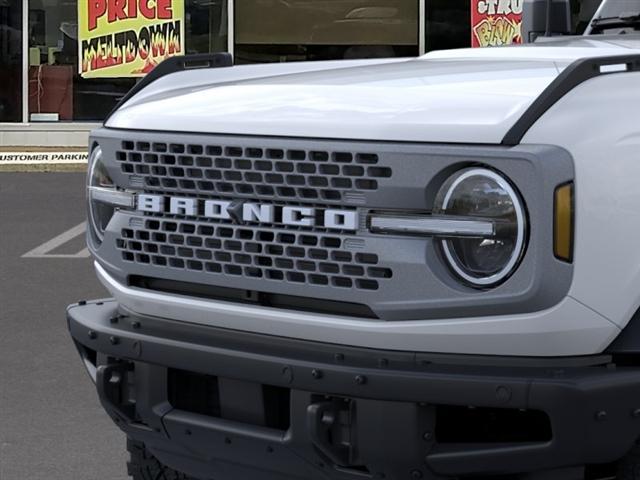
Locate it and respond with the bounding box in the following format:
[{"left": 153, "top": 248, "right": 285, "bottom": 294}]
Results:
[{"left": 22, "top": 222, "right": 91, "bottom": 258}]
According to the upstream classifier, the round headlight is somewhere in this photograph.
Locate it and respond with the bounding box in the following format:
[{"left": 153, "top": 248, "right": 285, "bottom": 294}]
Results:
[
  {"left": 87, "top": 147, "right": 115, "bottom": 243},
  {"left": 434, "top": 168, "right": 527, "bottom": 287}
]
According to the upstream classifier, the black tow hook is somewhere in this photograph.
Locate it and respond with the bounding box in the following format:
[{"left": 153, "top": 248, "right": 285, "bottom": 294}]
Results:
[
  {"left": 96, "top": 363, "right": 136, "bottom": 425},
  {"left": 307, "top": 400, "right": 352, "bottom": 467}
]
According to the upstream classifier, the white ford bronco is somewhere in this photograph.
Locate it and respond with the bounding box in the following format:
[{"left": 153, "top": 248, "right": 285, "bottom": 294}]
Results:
[{"left": 68, "top": 1, "right": 640, "bottom": 479}]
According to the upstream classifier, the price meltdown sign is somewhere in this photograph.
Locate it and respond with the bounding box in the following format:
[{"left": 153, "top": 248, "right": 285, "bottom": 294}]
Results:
[
  {"left": 471, "top": 0, "right": 523, "bottom": 48},
  {"left": 78, "top": 0, "right": 185, "bottom": 78}
]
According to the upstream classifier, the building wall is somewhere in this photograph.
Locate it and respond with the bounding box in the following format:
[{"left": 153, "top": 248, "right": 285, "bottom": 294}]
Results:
[{"left": 0, "top": 123, "right": 97, "bottom": 148}]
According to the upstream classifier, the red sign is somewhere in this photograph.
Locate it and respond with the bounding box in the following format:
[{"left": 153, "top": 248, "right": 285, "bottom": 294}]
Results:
[{"left": 471, "top": 0, "right": 523, "bottom": 48}]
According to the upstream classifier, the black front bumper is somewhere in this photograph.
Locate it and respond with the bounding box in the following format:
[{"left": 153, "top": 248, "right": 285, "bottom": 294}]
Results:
[{"left": 68, "top": 300, "right": 640, "bottom": 480}]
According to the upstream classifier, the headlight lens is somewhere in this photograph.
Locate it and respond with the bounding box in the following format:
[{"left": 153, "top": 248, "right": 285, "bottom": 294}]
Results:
[
  {"left": 88, "top": 147, "right": 115, "bottom": 243},
  {"left": 434, "top": 168, "right": 527, "bottom": 287}
]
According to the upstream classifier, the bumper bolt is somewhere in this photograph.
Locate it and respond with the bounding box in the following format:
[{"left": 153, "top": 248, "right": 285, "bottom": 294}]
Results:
[
  {"left": 184, "top": 429, "right": 191, "bottom": 436},
  {"left": 495, "top": 385, "right": 512, "bottom": 404},
  {"left": 224, "top": 437, "right": 232, "bottom": 445},
  {"left": 378, "top": 358, "right": 389, "bottom": 368},
  {"left": 281, "top": 366, "right": 293, "bottom": 384},
  {"left": 355, "top": 375, "right": 367, "bottom": 385},
  {"left": 410, "top": 470, "right": 423, "bottom": 479},
  {"left": 423, "top": 432, "right": 433, "bottom": 441},
  {"left": 109, "top": 336, "right": 119, "bottom": 345},
  {"left": 78, "top": 300, "right": 87, "bottom": 306},
  {"left": 131, "top": 321, "right": 141, "bottom": 329},
  {"left": 88, "top": 330, "right": 97, "bottom": 340},
  {"left": 334, "top": 353, "right": 344, "bottom": 362},
  {"left": 633, "top": 409, "right": 640, "bottom": 418},
  {"left": 266, "top": 446, "right": 274, "bottom": 453},
  {"left": 311, "top": 369, "right": 323, "bottom": 379},
  {"left": 595, "top": 411, "right": 608, "bottom": 421},
  {"left": 109, "top": 316, "right": 119, "bottom": 324}
]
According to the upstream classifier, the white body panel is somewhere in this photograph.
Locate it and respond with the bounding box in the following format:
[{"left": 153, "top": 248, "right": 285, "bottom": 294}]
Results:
[
  {"left": 107, "top": 42, "right": 639, "bottom": 144},
  {"left": 524, "top": 72, "right": 640, "bottom": 331},
  {"left": 99, "top": 36, "right": 640, "bottom": 356},
  {"left": 109, "top": 58, "right": 560, "bottom": 144},
  {"left": 97, "top": 263, "right": 617, "bottom": 357}
]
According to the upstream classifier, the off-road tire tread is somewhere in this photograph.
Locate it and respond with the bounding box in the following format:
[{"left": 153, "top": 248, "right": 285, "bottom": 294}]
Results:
[
  {"left": 618, "top": 444, "right": 640, "bottom": 480},
  {"left": 127, "top": 438, "right": 196, "bottom": 480}
]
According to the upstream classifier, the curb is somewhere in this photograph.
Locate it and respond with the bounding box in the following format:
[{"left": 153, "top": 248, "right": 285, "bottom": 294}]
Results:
[{"left": 0, "top": 163, "right": 88, "bottom": 173}]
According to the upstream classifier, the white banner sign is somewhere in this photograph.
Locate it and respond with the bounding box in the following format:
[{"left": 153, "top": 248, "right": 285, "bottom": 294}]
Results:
[{"left": 0, "top": 152, "right": 89, "bottom": 165}]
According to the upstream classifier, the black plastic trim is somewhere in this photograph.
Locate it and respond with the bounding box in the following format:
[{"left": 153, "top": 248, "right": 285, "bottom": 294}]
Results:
[
  {"left": 104, "top": 53, "right": 233, "bottom": 124},
  {"left": 607, "top": 305, "right": 640, "bottom": 355},
  {"left": 68, "top": 300, "right": 640, "bottom": 480},
  {"left": 502, "top": 54, "right": 640, "bottom": 146}
]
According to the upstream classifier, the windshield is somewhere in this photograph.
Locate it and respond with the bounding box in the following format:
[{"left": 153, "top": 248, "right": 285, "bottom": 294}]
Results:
[
  {"left": 596, "top": 0, "right": 640, "bottom": 18},
  {"left": 589, "top": 0, "right": 640, "bottom": 33}
]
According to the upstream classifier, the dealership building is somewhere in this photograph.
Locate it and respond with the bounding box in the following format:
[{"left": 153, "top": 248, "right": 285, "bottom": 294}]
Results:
[{"left": 0, "top": 0, "right": 600, "bottom": 150}]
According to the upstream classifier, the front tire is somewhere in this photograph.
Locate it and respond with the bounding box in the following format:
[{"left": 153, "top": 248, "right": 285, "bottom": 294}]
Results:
[
  {"left": 618, "top": 444, "right": 640, "bottom": 480},
  {"left": 127, "top": 438, "right": 197, "bottom": 480}
]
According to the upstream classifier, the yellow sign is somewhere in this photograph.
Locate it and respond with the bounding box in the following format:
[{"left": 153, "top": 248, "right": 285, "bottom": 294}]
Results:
[{"left": 78, "top": 0, "right": 185, "bottom": 78}]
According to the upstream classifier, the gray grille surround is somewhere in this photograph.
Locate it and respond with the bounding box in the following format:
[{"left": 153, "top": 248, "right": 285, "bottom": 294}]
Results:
[{"left": 92, "top": 128, "right": 575, "bottom": 321}]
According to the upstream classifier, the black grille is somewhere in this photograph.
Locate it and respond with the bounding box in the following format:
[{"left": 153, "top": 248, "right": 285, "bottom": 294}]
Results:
[
  {"left": 167, "top": 369, "right": 291, "bottom": 431},
  {"left": 117, "top": 218, "right": 392, "bottom": 292},
  {"left": 129, "top": 276, "right": 378, "bottom": 318},
  {"left": 116, "top": 141, "right": 392, "bottom": 202},
  {"left": 168, "top": 369, "right": 221, "bottom": 417}
]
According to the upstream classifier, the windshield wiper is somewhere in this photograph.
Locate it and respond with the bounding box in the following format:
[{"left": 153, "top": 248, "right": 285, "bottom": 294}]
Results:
[{"left": 590, "top": 14, "right": 640, "bottom": 33}]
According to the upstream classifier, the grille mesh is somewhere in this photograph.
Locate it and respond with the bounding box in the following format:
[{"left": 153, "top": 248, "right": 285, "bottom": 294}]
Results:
[
  {"left": 116, "top": 141, "right": 392, "bottom": 202},
  {"left": 117, "top": 219, "right": 393, "bottom": 291}
]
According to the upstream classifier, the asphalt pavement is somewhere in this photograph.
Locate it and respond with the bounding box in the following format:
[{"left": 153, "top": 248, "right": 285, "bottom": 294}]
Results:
[{"left": 0, "top": 172, "right": 127, "bottom": 480}]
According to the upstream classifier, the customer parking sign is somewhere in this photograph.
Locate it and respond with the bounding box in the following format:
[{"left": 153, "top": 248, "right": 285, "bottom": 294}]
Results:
[{"left": 78, "top": 0, "right": 185, "bottom": 78}]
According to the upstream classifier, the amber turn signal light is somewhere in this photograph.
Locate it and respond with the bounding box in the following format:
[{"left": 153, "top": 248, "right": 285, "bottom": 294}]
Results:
[{"left": 554, "top": 183, "right": 574, "bottom": 262}]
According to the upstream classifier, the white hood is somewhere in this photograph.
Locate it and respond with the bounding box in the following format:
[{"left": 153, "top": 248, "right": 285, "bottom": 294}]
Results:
[{"left": 107, "top": 37, "right": 640, "bottom": 144}]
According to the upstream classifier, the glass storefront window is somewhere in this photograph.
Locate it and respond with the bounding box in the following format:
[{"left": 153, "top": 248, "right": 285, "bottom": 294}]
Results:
[
  {"left": 425, "top": 0, "right": 471, "bottom": 52},
  {"left": 235, "top": 0, "right": 419, "bottom": 64},
  {"left": 27, "top": 0, "right": 228, "bottom": 122},
  {"left": 0, "top": 1, "right": 22, "bottom": 122},
  {"left": 28, "top": 0, "right": 135, "bottom": 122}
]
